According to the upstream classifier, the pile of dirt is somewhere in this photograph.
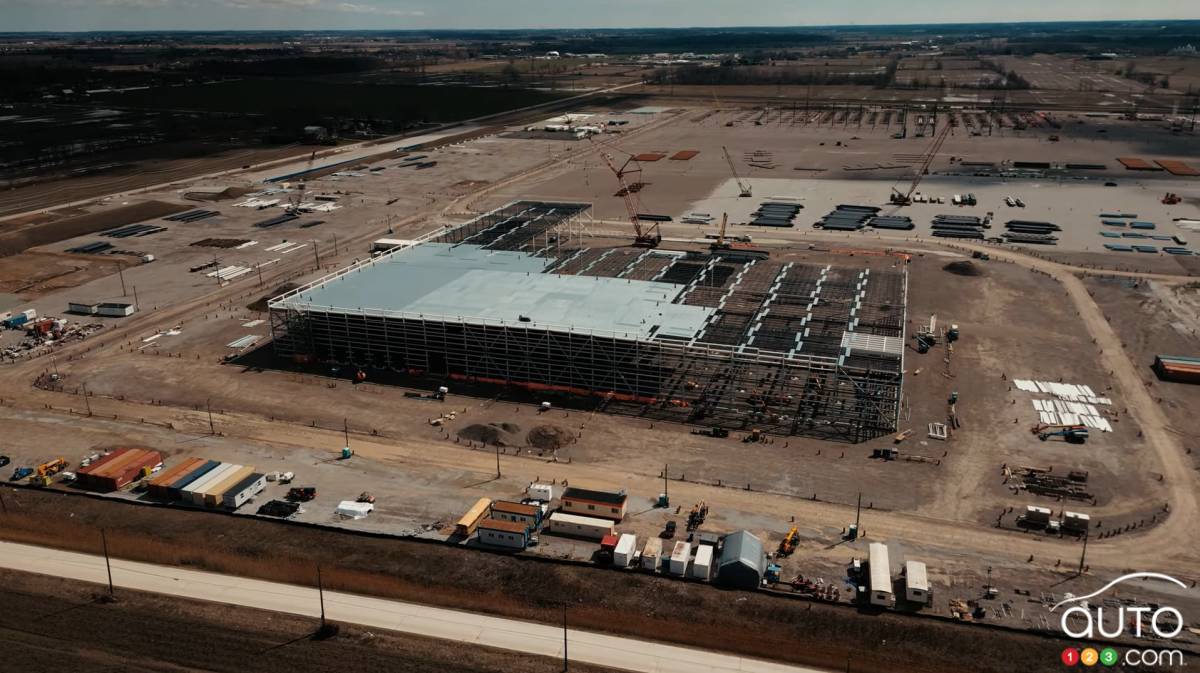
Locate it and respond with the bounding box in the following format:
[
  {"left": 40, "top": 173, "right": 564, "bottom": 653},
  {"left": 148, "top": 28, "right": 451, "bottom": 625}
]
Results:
[
  {"left": 184, "top": 186, "right": 253, "bottom": 202},
  {"left": 526, "top": 424, "right": 573, "bottom": 451},
  {"left": 457, "top": 422, "right": 521, "bottom": 446},
  {"left": 942, "top": 261, "right": 984, "bottom": 277},
  {"left": 246, "top": 282, "right": 300, "bottom": 312}
]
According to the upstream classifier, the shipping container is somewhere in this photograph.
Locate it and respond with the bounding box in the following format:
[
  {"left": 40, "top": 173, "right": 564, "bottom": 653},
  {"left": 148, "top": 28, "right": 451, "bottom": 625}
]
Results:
[
  {"left": 546, "top": 512, "right": 614, "bottom": 540},
  {"left": 641, "top": 537, "right": 663, "bottom": 571},
  {"left": 455, "top": 497, "right": 492, "bottom": 537},
  {"left": 669, "top": 541, "right": 692, "bottom": 576},
  {"left": 182, "top": 463, "right": 239, "bottom": 505},
  {"left": 77, "top": 449, "right": 162, "bottom": 491},
  {"left": 222, "top": 472, "right": 267, "bottom": 510},
  {"left": 613, "top": 533, "right": 638, "bottom": 567},
  {"left": 166, "top": 460, "right": 220, "bottom": 499},
  {"left": 202, "top": 465, "right": 254, "bottom": 507},
  {"left": 147, "top": 457, "right": 204, "bottom": 499},
  {"left": 691, "top": 544, "right": 714, "bottom": 580},
  {"left": 89, "top": 449, "right": 142, "bottom": 478}
]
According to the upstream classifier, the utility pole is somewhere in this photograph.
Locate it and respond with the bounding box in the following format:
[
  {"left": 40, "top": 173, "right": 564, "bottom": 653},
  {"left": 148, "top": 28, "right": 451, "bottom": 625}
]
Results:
[
  {"left": 562, "top": 603, "right": 569, "bottom": 672},
  {"left": 81, "top": 382, "right": 91, "bottom": 416},
  {"left": 117, "top": 262, "right": 127, "bottom": 296},
  {"left": 663, "top": 463, "right": 668, "bottom": 505},
  {"left": 207, "top": 398, "right": 215, "bottom": 435},
  {"left": 333, "top": 234, "right": 339, "bottom": 257},
  {"left": 317, "top": 564, "right": 327, "bottom": 629},
  {"left": 101, "top": 528, "right": 114, "bottom": 597},
  {"left": 855, "top": 491, "right": 862, "bottom": 532},
  {"left": 313, "top": 241, "right": 321, "bottom": 268},
  {"left": 132, "top": 285, "right": 139, "bottom": 312},
  {"left": 1078, "top": 530, "right": 1089, "bottom": 575},
  {"left": 495, "top": 443, "right": 501, "bottom": 478},
  {"left": 343, "top": 417, "right": 350, "bottom": 449}
]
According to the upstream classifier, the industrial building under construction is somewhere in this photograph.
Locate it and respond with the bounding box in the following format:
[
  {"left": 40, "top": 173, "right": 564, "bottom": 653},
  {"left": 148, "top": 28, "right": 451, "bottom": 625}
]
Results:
[{"left": 269, "top": 201, "right": 907, "bottom": 442}]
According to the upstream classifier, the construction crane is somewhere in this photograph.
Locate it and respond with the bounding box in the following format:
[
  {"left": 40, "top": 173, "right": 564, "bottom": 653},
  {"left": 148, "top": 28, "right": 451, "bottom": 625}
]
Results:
[
  {"left": 589, "top": 137, "right": 661, "bottom": 248},
  {"left": 722, "top": 146, "right": 752, "bottom": 197},
  {"left": 1030, "top": 423, "right": 1089, "bottom": 444},
  {"left": 890, "top": 120, "right": 952, "bottom": 206},
  {"left": 709, "top": 213, "right": 754, "bottom": 251}
]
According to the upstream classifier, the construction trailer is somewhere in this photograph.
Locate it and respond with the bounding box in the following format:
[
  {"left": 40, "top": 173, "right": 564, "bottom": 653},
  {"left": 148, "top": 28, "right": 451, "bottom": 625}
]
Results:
[
  {"left": 1062, "top": 511, "right": 1091, "bottom": 535},
  {"left": 222, "top": 472, "right": 267, "bottom": 510},
  {"left": 904, "top": 560, "right": 930, "bottom": 605},
  {"left": 547, "top": 512, "right": 614, "bottom": 540},
  {"left": 613, "top": 533, "right": 638, "bottom": 567},
  {"left": 477, "top": 519, "right": 530, "bottom": 549},
  {"left": 641, "top": 537, "right": 663, "bottom": 571},
  {"left": 691, "top": 543, "right": 714, "bottom": 580},
  {"left": 561, "top": 487, "right": 628, "bottom": 521},
  {"left": 202, "top": 465, "right": 255, "bottom": 507},
  {"left": 490, "top": 500, "right": 542, "bottom": 529},
  {"left": 270, "top": 201, "right": 907, "bottom": 443},
  {"left": 716, "top": 530, "right": 766, "bottom": 590},
  {"left": 669, "top": 541, "right": 693, "bottom": 576},
  {"left": 75, "top": 448, "right": 162, "bottom": 492},
  {"left": 455, "top": 497, "right": 493, "bottom": 537},
  {"left": 868, "top": 542, "right": 894, "bottom": 607}
]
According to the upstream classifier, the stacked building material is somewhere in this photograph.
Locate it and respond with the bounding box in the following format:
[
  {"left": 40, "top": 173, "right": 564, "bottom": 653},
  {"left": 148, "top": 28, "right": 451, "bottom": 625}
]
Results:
[
  {"left": 65, "top": 241, "right": 115, "bottom": 254},
  {"left": 1154, "top": 355, "right": 1200, "bottom": 383},
  {"left": 816, "top": 205, "right": 874, "bottom": 231},
  {"left": 75, "top": 448, "right": 163, "bottom": 492},
  {"left": 1003, "top": 232, "right": 1059, "bottom": 245},
  {"left": 868, "top": 215, "right": 914, "bottom": 230},
  {"left": 751, "top": 201, "right": 803, "bottom": 227},
  {"left": 164, "top": 209, "right": 219, "bottom": 223},
  {"left": 1004, "top": 220, "right": 1060, "bottom": 243},
  {"left": 1129, "top": 221, "right": 1156, "bottom": 230},
  {"left": 931, "top": 228, "right": 985, "bottom": 239},
  {"left": 254, "top": 213, "right": 299, "bottom": 229}
]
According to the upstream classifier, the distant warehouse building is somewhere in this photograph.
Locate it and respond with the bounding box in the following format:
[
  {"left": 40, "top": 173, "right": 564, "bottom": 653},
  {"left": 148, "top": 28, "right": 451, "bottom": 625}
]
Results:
[
  {"left": 715, "top": 530, "right": 766, "bottom": 590},
  {"left": 561, "top": 487, "right": 627, "bottom": 521},
  {"left": 75, "top": 448, "right": 162, "bottom": 492}
]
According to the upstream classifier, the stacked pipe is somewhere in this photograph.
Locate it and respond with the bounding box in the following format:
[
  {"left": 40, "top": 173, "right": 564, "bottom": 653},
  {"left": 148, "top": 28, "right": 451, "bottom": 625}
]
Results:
[
  {"left": 816, "top": 205, "right": 877, "bottom": 231},
  {"left": 930, "top": 213, "right": 987, "bottom": 239},
  {"left": 1003, "top": 220, "right": 1060, "bottom": 245},
  {"left": 751, "top": 201, "right": 803, "bottom": 228},
  {"left": 868, "top": 215, "right": 914, "bottom": 231}
]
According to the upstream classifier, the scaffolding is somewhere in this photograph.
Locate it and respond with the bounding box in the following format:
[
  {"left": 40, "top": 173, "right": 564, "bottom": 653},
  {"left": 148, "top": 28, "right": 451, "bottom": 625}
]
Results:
[{"left": 270, "top": 201, "right": 906, "bottom": 442}]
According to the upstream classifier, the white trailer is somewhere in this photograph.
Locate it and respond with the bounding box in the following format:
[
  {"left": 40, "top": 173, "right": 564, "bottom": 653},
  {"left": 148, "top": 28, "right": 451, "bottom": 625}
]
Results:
[
  {"left": 691, "top": 543, "right": 714, "bottom": 580},
  {"left": 641, "top": 537, "right": 663, "bottom": 571},
  {"left": 868, "top": 542, "right": 894, "bottom": 607},
  {"left": 904, "top": 560, "right": 929, "bottom": 605},
  {"left": 527, "top": 482, "right": 554, "bottom": 502},
  {"left": 222, "top": 472, "right": 266, "bottom": 510},
  {"left": 613, "top": 533, "right": 638, "bottom": 567},
  {"left": 669, "top": 541, "right": 692, "bottom": 576},
  {"left": 547, "top": 512, "right": 614, "bottom": 540}
]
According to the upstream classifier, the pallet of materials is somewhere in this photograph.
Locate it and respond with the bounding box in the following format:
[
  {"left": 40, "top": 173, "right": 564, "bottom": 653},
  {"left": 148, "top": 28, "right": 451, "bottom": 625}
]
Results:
[
  {"left": 1129, "top": 221, "right": 1156, "bottom": 230},
  {"left": 164, "top": 209, "right": 219, "bottom": 223},
  {"left": 868, "top": 215, "right": 915, "bottom": 230},
  {"left": 1153, "top": 355, "right": 1200, "bottom": 383},
  {"left": 66, "top": 241, "right": 114, "bottom": 254},
  {"left": 1163, "top": 247, "right": 1193, "bottom": 256},
  {"left": 1003, "top": 232, "right": 1058, "bottom": 245},
  {"left": 1116, "top": 157, "right": 1161, "bottom": 171},
  {"left": 1154, "top": 160, "right": 1200, "bottom": 176},
  {"left": 1132, "top": 245, "right": 1158, "bottom": 253},
  {"left": 102, "top": 224, "right": 167, "bottom": 238},
  {"left": 1103, "top": 244, "right": 1133, "bottom": 252}
]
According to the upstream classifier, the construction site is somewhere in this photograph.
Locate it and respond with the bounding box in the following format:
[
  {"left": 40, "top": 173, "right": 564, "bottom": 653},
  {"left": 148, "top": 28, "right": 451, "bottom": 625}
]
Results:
[{"left": 2, "top": 40, "right": 1200, "bottom": 672}]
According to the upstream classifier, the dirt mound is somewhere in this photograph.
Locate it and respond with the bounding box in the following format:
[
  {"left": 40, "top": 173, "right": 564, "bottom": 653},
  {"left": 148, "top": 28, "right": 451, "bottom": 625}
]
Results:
[
  {"left": 247, "top": 283, "right": 300, "bottom": 312},
  {"left": 458, "top": 422, "right": 521, "bottom": 446},
  {"left": 943, "top": 261, "right": 984, "bottom": 277},
  {"left": 184, "top": 187, "right": 253, "bottom": 202},
  {"left": 526, "top": 424, "right": 572, "bottom": 451}
]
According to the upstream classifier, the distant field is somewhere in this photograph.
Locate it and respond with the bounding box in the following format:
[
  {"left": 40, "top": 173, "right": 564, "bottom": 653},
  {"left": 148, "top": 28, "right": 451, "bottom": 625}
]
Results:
[{"left": 94, "top": 80, "right": 568, "bottom": 123}]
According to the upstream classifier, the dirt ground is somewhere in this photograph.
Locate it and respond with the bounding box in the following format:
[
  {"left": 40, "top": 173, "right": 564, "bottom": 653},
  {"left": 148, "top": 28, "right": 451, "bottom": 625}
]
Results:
[
  {"left": 0, "top": 569, "right": 613, "bottom": 673},
  {"left": 0, "top": 489, "right": 1102, "bottom": 673}
]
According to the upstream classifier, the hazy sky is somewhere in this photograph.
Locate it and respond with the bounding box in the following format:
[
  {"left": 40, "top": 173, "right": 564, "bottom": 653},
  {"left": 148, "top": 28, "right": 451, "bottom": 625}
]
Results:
[{"left": 1, "top": 0, "right": 1197, "bottom": 32}]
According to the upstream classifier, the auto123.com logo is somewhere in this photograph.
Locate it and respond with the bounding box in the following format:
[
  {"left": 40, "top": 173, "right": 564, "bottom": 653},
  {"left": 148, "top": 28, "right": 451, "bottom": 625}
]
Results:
[{"left": 1052, "top": 573, "right": 1189, "bottom": 668}]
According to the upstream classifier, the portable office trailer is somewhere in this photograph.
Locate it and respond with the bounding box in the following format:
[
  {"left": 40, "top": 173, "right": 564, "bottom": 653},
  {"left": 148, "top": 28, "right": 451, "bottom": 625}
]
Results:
[
  {"left": 691, "top": 543, "right": 714, "bottom": 580},
  {"left": 222, "top": 472, "right": 267, "bottom": 510},
  {"left": 641, "top": 537, "right": 663, "bottom": 571},
  {"left": 68, "top": 302, "right": 99, "bottom": 315},
  {"left": 561, "top": 487, "right": 628, "bottom": 521},
  {"left": 1062, "top": 511, "right": 1091, "bottom": 534},
  {"left": 490, "top": 500, "right": 541, "bottom": 529},
  {"left": 183, "top": 463, "right": 240, "bottom": 505},
  {"left": 904, "top": 560, "right": 929, "bottom": 604},
  {"left": 613, "top": 533, "right": 638, "bottom": 567},
  {"left": 166, "top": 460, "right": 220, "bottom": 499},
  {"left": 478, "top": 519, "right": 530, "bottom": 550},
  {"left": 527, "top": 482, "right": 554, "bottom": 502},
  {"left": 455, "top": 497, "right": 492, "bottom": 537},
  {"left": 147, "top": 457, "right": 204, "bottom": 499},
  {"left": 868, "top": 542, "right": 894, "bottom": 607},
  {"left": 1023, "top": 505, "right": 1052, "bottom": 526},
  {"left": 669, "top": 541, "right": 692, "bottom": 576},
  {"left": 97, "top": 302, "right": 136, "bottom": 317},
  {"left": 546, "top": 512, "right": 615, "bottom": 540},
  {"left": 202, "top": 465, "right": 254, "bottom": 507}
]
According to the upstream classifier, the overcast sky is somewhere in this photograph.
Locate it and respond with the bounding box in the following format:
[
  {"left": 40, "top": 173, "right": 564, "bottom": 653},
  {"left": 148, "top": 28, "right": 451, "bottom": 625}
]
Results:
[{"left": 1, "top": 0, "right": 1197, "bottom": 32}]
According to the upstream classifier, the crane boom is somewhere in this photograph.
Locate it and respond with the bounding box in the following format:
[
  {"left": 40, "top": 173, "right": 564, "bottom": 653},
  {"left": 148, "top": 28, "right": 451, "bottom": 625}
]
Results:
[
  {"left": 589, "top": 137, "right": 661, "bottom": 247},
  {"left": 722, "top": 146, "right": 752, "bottom": 197},
  {"left": 891, "top": 120, "right": 951, "bottom": 205}
]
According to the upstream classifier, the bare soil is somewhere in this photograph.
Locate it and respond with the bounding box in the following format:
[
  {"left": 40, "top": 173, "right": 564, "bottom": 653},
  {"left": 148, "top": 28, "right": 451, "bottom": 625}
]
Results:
[{"left": 0, "top": 200, "right": 190, "bottom": 257}]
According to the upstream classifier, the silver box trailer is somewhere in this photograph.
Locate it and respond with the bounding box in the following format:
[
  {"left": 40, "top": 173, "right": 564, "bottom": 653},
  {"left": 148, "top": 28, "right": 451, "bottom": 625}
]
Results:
[
  {"left": 613, "top": 533, "right": 638, "bottom": 567},
  {"left": 904, "top": 560, "right": 929, "bottom": 604},
  {"left": 669, "top": 541, "right": 692, "bottom": 576},
  {"left": 641, "top": 537, "right": 662, "bottom": 571},
  {"left": 690, "top": 543, "right": 714, "bottom": 580},
  {"left": 868, "top": 542, "right": 894, "bottom": 607}
]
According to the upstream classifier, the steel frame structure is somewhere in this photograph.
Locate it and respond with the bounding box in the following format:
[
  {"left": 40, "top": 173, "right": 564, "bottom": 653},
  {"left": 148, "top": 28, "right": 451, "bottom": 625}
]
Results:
[{"left": 270, "top": 201, "right": 906, "bottom": 442}]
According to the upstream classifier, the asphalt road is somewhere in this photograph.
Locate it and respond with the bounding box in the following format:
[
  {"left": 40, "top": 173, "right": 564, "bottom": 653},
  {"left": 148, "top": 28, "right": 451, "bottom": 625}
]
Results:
[{"left": 0, "top": 540, "right": 827, "bottom": 673}]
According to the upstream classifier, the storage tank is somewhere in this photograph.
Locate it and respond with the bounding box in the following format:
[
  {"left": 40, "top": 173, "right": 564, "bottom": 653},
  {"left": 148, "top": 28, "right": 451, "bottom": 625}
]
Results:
[
  {"left": 641, "top": 537, "right": 663, "bottom": 571},
  {"left": 669, "top": 541, "right": 692, "bottom": 576},
  {"left": 691, "top": 543, "right": 714, "bottom": 580},
  {"left": 613, "top": 533, "right": 637, "bottom": 567}
]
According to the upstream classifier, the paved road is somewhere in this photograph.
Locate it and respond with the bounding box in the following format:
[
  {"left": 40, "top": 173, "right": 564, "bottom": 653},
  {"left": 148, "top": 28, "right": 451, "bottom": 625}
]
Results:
[{"left": 0, "top": 541, "right": 826, "bottom": 673}]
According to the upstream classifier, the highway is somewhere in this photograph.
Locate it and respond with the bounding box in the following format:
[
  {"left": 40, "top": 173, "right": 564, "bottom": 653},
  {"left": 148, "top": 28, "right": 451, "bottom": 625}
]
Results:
[{"left": 0, "top": 540, "right": 827, "bottom": 673}]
